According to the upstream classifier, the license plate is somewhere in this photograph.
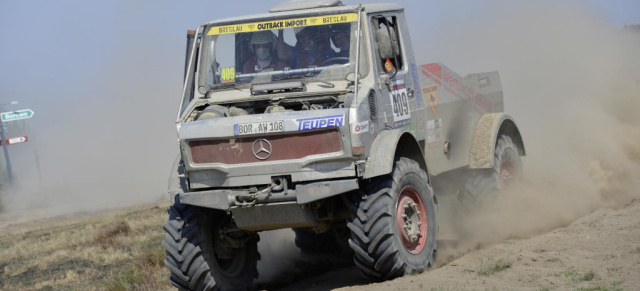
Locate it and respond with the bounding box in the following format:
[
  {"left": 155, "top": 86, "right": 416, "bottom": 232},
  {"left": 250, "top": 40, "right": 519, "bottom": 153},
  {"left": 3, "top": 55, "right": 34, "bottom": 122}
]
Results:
[{"left": 234, "top": 120, "right": 284, "bottom": 135}]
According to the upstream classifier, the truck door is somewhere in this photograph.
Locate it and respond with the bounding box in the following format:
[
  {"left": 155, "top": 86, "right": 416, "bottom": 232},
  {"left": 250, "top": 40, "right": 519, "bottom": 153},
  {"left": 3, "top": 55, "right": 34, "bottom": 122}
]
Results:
[{"left": 369, "top": 13, "right": 426, "bottom": 143}]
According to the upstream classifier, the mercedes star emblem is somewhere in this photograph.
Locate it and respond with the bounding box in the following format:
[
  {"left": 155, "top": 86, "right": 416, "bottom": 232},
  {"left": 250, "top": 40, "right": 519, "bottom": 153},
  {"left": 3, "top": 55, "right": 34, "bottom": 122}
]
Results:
[{"left": 252, "top": 139, "right": 272, "bottom": 160}]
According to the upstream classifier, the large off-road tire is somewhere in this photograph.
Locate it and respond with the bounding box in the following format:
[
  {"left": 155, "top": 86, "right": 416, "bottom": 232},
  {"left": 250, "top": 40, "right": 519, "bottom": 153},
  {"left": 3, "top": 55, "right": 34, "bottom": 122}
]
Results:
[
  {"left": 458, "top": 135, "right": 523, "bottom": 208},
  {"left": 347, "top": 157, "right": 437, "bottom": 280},
  {"left": 162, "top": 198, "right": 260, "bottom": 291}
]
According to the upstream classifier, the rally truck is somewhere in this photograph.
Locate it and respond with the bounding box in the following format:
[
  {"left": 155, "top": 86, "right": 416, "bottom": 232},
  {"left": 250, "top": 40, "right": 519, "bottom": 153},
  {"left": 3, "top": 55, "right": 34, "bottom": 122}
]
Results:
[{"left": 163, "top": 0, "right": 525, "bottom": 290}]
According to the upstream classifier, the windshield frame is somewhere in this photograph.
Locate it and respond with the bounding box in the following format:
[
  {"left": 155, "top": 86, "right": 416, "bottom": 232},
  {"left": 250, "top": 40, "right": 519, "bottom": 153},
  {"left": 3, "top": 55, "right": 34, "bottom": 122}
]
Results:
[{"left": 195, "top": 10, "right": 369, "bottom": 97}]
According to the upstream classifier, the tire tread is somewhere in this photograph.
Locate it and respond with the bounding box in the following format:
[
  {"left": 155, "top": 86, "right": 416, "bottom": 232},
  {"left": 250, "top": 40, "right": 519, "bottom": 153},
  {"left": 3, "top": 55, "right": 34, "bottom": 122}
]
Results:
[{"left": 348, "top": 158, "right": 437, "bottom": 280}]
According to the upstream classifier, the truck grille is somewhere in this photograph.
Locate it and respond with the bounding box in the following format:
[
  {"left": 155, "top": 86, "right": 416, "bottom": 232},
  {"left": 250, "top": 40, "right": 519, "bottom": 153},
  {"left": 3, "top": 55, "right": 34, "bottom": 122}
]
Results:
[{"left": 189, "top": 129, "right": 342, "bottom": 164}]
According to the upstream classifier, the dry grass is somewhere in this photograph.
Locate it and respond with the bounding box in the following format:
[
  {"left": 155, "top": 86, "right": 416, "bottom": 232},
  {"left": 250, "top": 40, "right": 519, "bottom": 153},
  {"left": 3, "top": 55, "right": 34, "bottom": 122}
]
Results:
[
  {"left": 477, "top": 259, "right": 512, "bottom": 277},
  {"left": 0, "top": 184, "right": 5, "bottom": 213},
  {"left": 0, "top": 202, "right": 172, "bottom": 290},
  {"left": 94, "top": 220, "right": 132, "bottom": 250}
]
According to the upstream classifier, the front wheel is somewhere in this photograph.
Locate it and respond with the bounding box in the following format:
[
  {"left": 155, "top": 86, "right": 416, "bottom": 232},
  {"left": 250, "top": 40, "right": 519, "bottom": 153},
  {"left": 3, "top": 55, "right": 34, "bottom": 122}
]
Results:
[
  {"left": 162, "top": 198, "right": 260, "bottom": 291},
  {"left": 347, "top": 157, "right": 437, "bottom": 280}
]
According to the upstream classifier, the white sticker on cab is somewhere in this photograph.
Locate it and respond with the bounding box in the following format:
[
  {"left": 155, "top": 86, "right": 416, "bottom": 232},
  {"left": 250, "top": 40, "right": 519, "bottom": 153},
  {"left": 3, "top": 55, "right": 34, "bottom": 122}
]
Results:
[{"left": 352, "top": 121, "right": 370, "bottom": 135}]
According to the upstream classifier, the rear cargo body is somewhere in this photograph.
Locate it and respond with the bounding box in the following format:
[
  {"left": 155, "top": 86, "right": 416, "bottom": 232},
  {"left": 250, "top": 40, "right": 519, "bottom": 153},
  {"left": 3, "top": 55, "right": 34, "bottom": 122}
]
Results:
[{"left": 417, "top": 63, "right": 504, "bottom": 175}]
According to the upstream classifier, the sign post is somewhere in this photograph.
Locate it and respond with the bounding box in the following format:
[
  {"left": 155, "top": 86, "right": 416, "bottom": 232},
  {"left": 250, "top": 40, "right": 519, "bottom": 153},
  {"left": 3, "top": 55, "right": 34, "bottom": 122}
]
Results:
[
  {"left": 0, "top": 117, "right": 15, "bottom": 188},
  {"left": 0, "top": 108, "right": 34, "bottom": 189}
]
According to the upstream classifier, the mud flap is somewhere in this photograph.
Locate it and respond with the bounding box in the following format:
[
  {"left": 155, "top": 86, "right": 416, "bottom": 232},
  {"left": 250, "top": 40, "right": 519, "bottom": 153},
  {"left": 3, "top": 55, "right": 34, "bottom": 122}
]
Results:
[{"left": 469, "top": 113, "right": 525, "bottom": 169}]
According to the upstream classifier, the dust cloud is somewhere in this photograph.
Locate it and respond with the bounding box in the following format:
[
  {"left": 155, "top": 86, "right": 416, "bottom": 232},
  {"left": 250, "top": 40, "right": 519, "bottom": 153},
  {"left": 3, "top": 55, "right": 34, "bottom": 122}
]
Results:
[
  {"left": 256, "top": 229, "right": 299, "bottom": 286},
  {"left": 427, "top": 1, "right": 640, "bottom": 263},
  {"left": 3, "top": 0, "right": 637, "bottom": 286},
  {"left": 250, "top": 1, "right": 640, "bottom": 284},
  {"left": 0, "top": 5, "right": 182, "bottom": 219}
]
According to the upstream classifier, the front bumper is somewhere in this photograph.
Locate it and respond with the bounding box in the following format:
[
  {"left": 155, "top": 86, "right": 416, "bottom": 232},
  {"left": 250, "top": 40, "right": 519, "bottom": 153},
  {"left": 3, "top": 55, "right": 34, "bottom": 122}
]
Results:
[
  {"left": 179, "top": 178, "right": 359, "bottom": 210},
  {"left": 178, "top": 178, "right": 359, "bottom": 231}
]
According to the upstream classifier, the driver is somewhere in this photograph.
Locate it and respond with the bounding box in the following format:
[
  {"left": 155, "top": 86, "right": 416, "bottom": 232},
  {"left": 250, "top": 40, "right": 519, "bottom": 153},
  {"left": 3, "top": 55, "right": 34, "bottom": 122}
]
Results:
[
  {"left": 292, "top": 26, "right": 334, "bottom": 68},
  {"left": 243, "top": 31, "right": 287, "bottom": 73},
  {"left": 330, "top": 24, "right": 350, "bottom": 58}
]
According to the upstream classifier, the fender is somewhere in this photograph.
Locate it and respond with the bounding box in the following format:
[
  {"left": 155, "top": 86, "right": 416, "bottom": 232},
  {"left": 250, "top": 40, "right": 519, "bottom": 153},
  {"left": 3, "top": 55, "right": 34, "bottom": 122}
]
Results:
[
  {"left": 469, "top": 113, "right": 526, "bottom": 169},
  {"left": 363, "top": 129, "right": 428, "bottom": 179},
  {"left": 168, "top": 154, "right": 188, "bottom": 203}
]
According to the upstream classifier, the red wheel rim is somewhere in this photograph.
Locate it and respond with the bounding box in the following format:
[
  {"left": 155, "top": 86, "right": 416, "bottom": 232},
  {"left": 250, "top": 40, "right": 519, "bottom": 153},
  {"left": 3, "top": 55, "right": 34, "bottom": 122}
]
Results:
[
  {"left": 499, "top": 160, "right": 516, "bottom": 190},
  {"left": 395, "top": 186, "right": 428, "bottom": 254}
]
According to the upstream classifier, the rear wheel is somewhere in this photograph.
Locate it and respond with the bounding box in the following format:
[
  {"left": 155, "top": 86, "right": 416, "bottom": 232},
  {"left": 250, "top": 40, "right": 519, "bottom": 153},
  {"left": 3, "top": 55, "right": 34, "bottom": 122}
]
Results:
[
  {"left": 293, "top": 227, "right": 353, "bottom": 256},
  {"left": 347, "top": 157, "right": 437, "bottom": 279},
  {"left": 163, "top": 198, "right": 260, "bottom": 291},
  {"left": 294, "top": 228, "right": 337, "bottom": 254},
  {"left": 458, "top": 135, "right": 522, "bottom": 207}
]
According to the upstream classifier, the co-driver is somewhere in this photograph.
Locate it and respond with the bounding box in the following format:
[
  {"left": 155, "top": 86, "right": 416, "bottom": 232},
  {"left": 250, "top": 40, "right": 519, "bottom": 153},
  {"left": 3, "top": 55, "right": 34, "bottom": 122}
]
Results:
[{"left": 242, "top": 31, "right": 288, "bottom": 73}]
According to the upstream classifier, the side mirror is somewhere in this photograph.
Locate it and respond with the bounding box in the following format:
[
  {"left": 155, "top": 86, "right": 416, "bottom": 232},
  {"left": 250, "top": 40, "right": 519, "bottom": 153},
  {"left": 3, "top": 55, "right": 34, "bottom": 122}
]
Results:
[{"left": 375, "top": 27, "right": 399, "bottom": 60}]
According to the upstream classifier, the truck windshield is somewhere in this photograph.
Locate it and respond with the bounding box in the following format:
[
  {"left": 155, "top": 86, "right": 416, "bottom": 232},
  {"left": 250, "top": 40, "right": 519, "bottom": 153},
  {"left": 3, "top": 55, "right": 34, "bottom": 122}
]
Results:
[{"left": 198, "top": 13, "right": 367, "bottom": 92}]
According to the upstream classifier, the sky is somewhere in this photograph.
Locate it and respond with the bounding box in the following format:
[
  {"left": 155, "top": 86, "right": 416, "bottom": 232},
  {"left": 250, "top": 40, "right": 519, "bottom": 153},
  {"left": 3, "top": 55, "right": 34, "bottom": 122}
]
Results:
[{"left": 0, "top": 0, "right": 638, "bottom": 215}]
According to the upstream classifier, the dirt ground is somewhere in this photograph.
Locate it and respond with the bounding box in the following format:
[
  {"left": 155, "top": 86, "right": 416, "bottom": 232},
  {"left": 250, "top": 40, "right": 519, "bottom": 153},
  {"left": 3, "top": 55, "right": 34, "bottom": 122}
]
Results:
[
  {"left": 260, "top": 197, "right": 640, "bottom": 291},
  {"left": 2, "top": 192, "right": 638, "bottom": 291},
  {"left": 3, "top": 196, "right": 638, "bottom": 291}
]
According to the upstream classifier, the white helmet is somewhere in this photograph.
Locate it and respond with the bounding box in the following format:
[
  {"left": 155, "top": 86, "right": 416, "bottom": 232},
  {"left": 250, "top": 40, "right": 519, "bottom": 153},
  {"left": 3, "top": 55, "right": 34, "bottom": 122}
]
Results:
[{"left": 250, "top": 31, "right": 276, "bottom": 52}]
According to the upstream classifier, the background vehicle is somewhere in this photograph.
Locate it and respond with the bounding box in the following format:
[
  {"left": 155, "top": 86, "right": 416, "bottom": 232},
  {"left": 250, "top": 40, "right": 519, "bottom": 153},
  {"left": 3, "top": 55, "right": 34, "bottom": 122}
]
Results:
[{"left": 163, "top": 0, "right": 525, "bottom": 290}]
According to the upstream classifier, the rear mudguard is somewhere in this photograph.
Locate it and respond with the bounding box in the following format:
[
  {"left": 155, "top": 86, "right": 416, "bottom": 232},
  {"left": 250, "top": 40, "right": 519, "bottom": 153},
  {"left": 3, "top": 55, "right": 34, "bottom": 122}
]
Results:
[{"left": 469, "top": 113, "right": 525, "bottom": 169}]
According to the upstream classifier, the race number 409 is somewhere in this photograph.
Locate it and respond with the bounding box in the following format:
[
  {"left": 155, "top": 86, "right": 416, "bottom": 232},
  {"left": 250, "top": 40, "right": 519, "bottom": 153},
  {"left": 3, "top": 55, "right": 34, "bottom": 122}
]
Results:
[
  {"left": 390, "top": 88, "right": 410, "bottom": 122},
  {"left": 221, "top": 67, "right": 236, "bottom": 83}
]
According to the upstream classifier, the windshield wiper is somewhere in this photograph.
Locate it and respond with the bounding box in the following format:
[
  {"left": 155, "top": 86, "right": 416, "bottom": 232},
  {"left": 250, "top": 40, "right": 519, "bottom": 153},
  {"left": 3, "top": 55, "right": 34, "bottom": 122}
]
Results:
[
  {"left": 298, "top": 73, "right": 335, "bottom": 88},
  {"left": 315, "top": 80, "right": 335, "bottom": 88}
]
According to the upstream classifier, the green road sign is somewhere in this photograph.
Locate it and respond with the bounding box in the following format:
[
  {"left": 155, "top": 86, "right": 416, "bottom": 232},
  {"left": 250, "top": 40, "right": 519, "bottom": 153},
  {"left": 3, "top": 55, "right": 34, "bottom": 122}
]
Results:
[{"left": 1, "top": 109, "right": 34, "bottom": 122}]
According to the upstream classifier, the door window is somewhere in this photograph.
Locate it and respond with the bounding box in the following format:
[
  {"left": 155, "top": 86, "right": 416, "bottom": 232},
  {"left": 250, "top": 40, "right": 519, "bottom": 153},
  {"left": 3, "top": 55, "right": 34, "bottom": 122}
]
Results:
[{"left": 371, "top": 15, "right": 403, "bottom": 75}]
